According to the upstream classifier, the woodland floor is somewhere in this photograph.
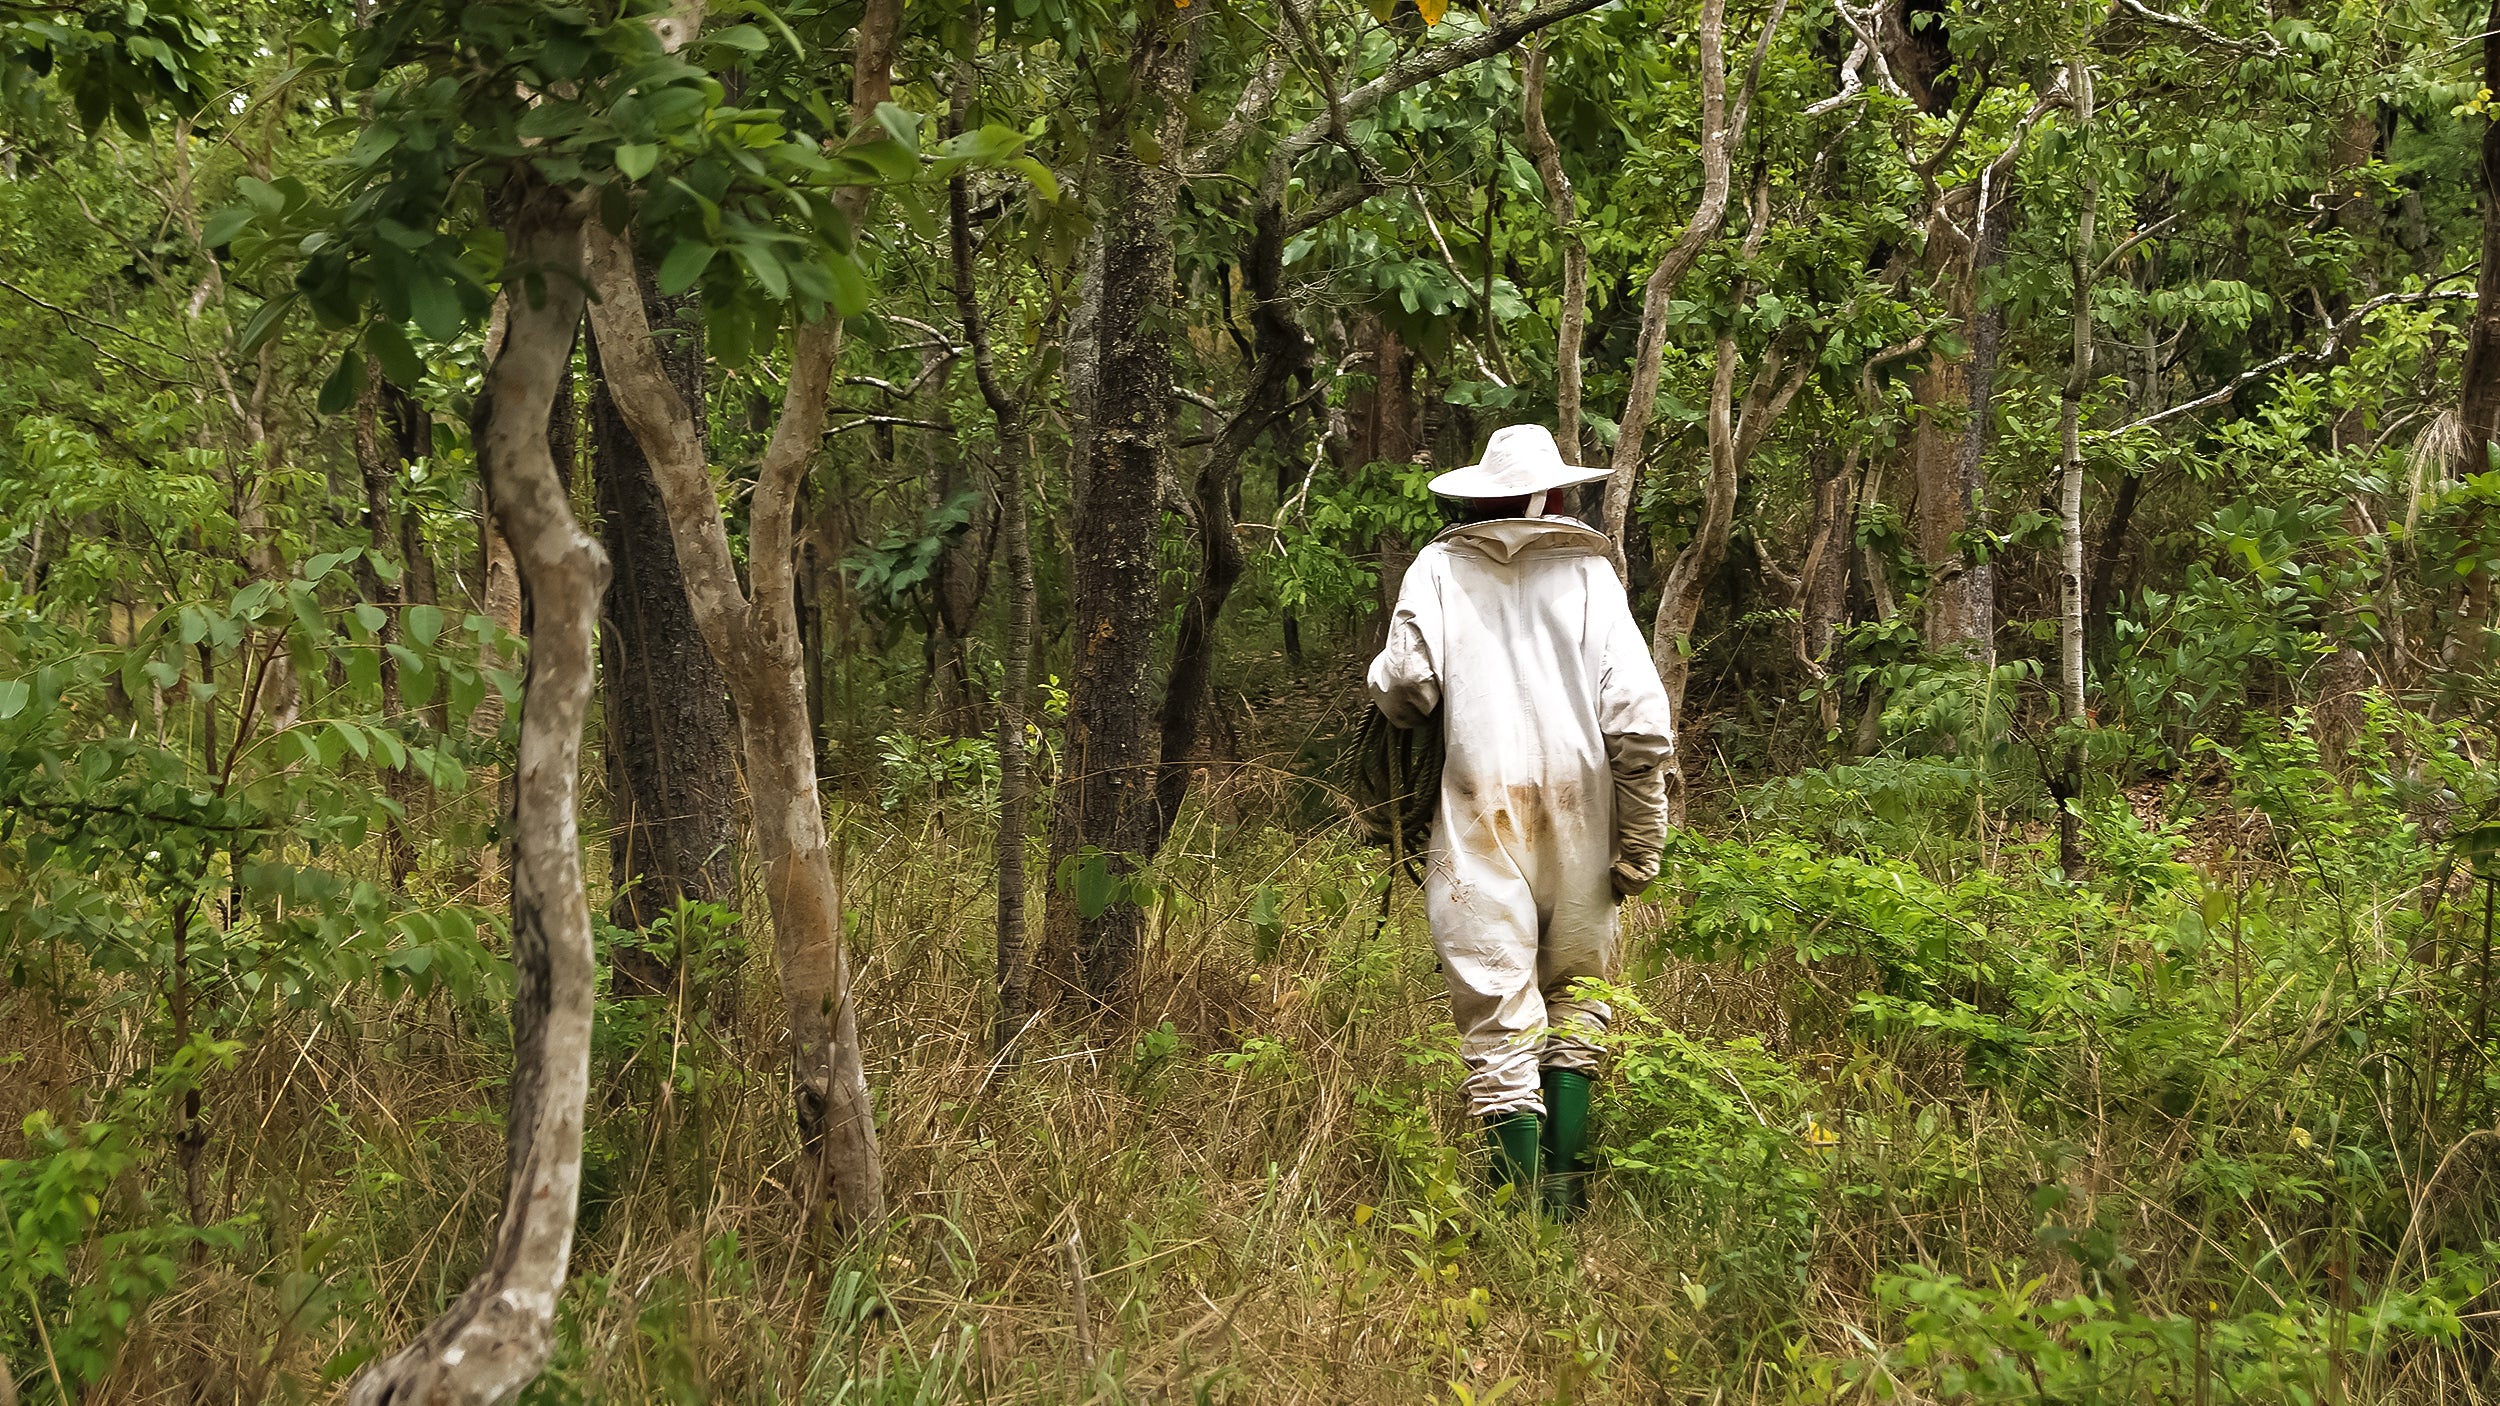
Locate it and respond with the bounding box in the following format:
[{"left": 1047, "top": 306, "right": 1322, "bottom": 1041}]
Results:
[{"left": 9, "top": 681, "right": 2500, "bottom": 1405}]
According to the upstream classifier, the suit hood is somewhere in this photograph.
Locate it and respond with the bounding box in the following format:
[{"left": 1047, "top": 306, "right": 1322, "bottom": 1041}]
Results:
[{"left": 1433, "top": 516, "right": 1614, "bottom": 565}]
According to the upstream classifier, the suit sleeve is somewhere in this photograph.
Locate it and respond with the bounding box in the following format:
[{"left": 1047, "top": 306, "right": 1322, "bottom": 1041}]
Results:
[
  {"left": 1595, "top": 569, "right": 1675, "bottom": 887},
  {"left": 1366, "top": 549, "right": 1442, "bottom": 727}
]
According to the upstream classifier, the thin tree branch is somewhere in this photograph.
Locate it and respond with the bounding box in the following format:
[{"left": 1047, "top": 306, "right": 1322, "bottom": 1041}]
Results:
[{"left": 2105, "top": 285, "right": 2475, "bottom": 437}]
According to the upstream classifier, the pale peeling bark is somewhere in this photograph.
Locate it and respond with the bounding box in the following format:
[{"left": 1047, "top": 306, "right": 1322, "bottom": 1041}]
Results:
[
  {"left": 350, "top": 188, "right": 604, "bottom": 1406},
  {"left": 1599, "top": 0, "right": 1788, "bottom": 573},
  {"left": 2054, "top": 59, "right": 2097, "bottom": 874},
  {"left": 584, "top": 235, "right": 882, "bottom": 1227},
  {"left": 572, "top": 0, "right": 895, "bottom": 1228},
  {"left": 1649, "top": 183, "right": 1810, "bottom": 717}
]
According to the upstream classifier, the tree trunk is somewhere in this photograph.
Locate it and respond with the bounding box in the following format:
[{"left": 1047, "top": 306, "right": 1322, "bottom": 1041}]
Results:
[
  {"left": 472, "top": 300, "right": 526, "bottom": 745},
  {"left": 385, "top": 385, "right": 450, "bottom": 737},
  {"left": 1650, "top": 184, "right": 1810, "bottom": 721},
  {"left": 948, "top": 75, "right": 1040, "bottom": 1058},
  {"left": 1653, "top": 338, "right": 1744, "bottom": 720},
  {"left": 2053, "top": 60, "right": 2097, "bottom": 876},
  {"left": 1520, "top": 38, "right": 1587, "bottom": 465},
  {"left": 2465, "top": 0, "right": 2500, "bottom": 459},
  {"left": 1912, "top": 186, "right": 2017, "bottom": 667},
  {"left": 1796, "top": 442, "right": 1858, "bottom": 732},
  {"left": 1152, "top": 175, "right": 1308, "bottom": 852},
  {"left": 1348, "top": 320, "right": 1424, "bottom": 653},
  {"left": 1131, "top": 0, "right": 1609, "bottom": 857},
  {"left": 2453, "top": 0, "right": 2500, "bottom": 672},
  {"left": 1043, "top": 0, "right": 1202, "bottom": 1015},
  {"left": 1599, "top": 0, "right": 1787, "bottom": 572},
  {"left": 349, "top": 186, "right": 603, "bottom": 1406},
  {"left": 585, "top": 254, "right": 886, "bottom": 1227},
  {"left": 2086, "top": 466, "right": 2141, "bottom": 640},
  {"left": 1941, "top": 181, "right": 2010, "bottom": 668},
  {"left": 577, "top": 0, "right": 896, "bottom": 1229},
  {"left": 355, "top": 370, "right": 418, "bottom": 890},
  {"left": 589, "top": 276, "right": 738, "bottom": 995}
]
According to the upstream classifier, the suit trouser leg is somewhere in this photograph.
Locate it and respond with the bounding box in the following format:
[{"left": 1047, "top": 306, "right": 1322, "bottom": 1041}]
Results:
[{"left": 1427, "top": 851, "right": 1547, "bottom": 1118}]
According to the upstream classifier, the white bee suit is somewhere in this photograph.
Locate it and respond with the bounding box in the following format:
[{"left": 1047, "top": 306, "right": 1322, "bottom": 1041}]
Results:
[{"left": 1366, "top": 517, "right": 1676, "bottom": 1117}]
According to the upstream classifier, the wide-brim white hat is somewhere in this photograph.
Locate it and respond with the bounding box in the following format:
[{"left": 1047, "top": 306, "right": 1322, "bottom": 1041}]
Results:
[{"left": 1426, "top": 424, "right": 1609, "bottom": 499}]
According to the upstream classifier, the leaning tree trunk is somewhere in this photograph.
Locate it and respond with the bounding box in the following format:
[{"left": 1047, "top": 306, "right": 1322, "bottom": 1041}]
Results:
[
  {"left": 1653, "top": 336, "right": 1748, "bottom": 724},
  {"left": 1648, "top": 182, "right": 1812, "bottom": 824},
  {"left": 1599, "top": 0, "right": 1786, "bottom": 574},
  {"left": 948, "top": 76, "right": 1040, "bottom": 1058},
  {"left": 1649, "top": 181, "right": 1810, "bottom": 714},
  {"left": 1521, "top": 38, "right": 1588, "bottom": 465},
  {"left": 584, "top": 254, "right": 885, "bottom": 1228},
  {"left": 577, "top": 0, "right": 896, "bottom": 1229},
  {"left": 589, "top": 276, "right": 738, "bottom": 996},
  {"left": 349, "top": 187, "right": 605, "bottom": 1406},
  {"left": 1043, "top": 0, "right": 1202, "bottom": 1015}
]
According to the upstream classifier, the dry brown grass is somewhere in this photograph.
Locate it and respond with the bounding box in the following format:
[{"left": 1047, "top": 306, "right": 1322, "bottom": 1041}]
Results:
[{"left": 10, "top": 759, "right": 2499, "bottom": 1404}]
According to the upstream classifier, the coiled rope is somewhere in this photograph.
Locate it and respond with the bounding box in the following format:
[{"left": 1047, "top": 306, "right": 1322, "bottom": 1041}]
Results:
[{"left": 1347, "top": 703, "right": 1443, "bottom": 881}]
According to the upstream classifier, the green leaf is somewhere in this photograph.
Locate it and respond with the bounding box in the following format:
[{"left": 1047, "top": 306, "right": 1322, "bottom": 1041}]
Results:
[
  {"left": 656, "top": 240, "right": 716, "bottom": 295},
  {"left": 365, "top": 321, "right": 425, "bottom": 389},
  {"left": 733, "top": 243, "right": 789, "bottom": 301},
  {"left": 318, "top": 350, "right": 366, "bottom": 416},
  {"left": 1010, "top": 156, "right": 1060, "bottom": 202},
  {"left": 405, "top": 604, "right": 444, "bottom": 648},
  {"left": 614, "top": 142, "right": 658, "bottom": 180},
  {"left": 202, "top": 204, "right": 253, "bottom": 248},
  {"left": 370, "top": 727, "right": 408, "bottom": 771},
  {"left": 0, "top": 680, "right": 28, "bottom": 721},
  {"left": 1074, "top": 854, "right": 1118, "bottom": 920},
  {"left": 705, "top": 22, "right": 768, "bottom": 51},
  {"left": 236, "top": 293, "right": 298, "bottom": 356},
  {"left": 825, "top": 252, "right": 869, "bottom": 317},
  {"left": 236, "top": 175, "right": 284, "bottom": 215},
  {"left": 873, "top": 101, "right": 921, "bottom": 153},
  {"left": 409, "top": 275, "right": 464, "bottom": 343},
  {"left": 937, "top": 123, "right": 1023, "bottom": 166}
]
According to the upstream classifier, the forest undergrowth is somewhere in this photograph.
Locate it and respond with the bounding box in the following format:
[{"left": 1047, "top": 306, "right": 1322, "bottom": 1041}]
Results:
[{"left": 11, "top": 684, "right": 2499, "bottom": 1406}]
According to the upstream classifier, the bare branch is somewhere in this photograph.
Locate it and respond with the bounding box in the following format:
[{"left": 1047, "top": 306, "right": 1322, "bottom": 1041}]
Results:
[
  {"left": 2106, "top": 285, "right": 2475, "bottom": 438},
  {"left": 2111, "top": 0, "right": 2284, "bottom": 57},
  {"left": 1271, "top": 0, "right": 1614, "bottom": 171},
  {"left": 2093, "top": 210, "right": 2185, "bottom": 281}
]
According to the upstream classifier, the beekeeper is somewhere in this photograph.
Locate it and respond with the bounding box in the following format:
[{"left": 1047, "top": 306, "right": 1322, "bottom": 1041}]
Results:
[{"left": 1366, "top": 424, "right": 1676, "bottom": 1214}]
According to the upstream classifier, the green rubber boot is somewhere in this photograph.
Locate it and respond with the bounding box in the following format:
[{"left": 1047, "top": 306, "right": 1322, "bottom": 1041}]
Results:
[
  {"left": 1541, "top": 1068, "right": 1593, "bottom": 1218},
  {"left": 1485, "top": 1111, "right": 1543, "bottom": 1206}
]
